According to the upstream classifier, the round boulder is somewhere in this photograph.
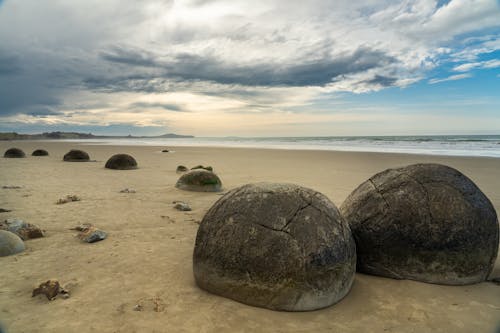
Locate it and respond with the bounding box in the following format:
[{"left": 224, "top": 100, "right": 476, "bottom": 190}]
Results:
[
  {"left": 193, "top": 183, "right": 356, "bottom": 311},
  {"left": 176, "top": 169, "right": 222, "bottom": 192},
  {"left": 176, "top": 165, "right": 188, "bottom": 173},
  {"left": 32, "top": 149, "right": 49, "bottom": 156},
  {"left": 63, "top": 149, "right": 90, "bottom": 162},
  {"left": 0, "top": 230, "right": 25, "bottom": 257},
  {"left": 4, "top": 148, "right": 26, "bottom": 158},
  {"left": 340, "top": 163, "right": 499, "bottom": 285},
  {"left": 105, "top": 154, "right": 138, "bottom": 170}
]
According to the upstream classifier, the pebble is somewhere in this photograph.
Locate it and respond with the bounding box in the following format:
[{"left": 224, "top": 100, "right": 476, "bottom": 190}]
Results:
[{"left": 173, "top": 201, "right": 192, "bottom": 211}]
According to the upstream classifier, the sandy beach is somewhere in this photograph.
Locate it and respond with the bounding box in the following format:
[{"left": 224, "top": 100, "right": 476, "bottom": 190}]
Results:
[{"left": 0, "top": 141, "right": 499, "bottom": 333}]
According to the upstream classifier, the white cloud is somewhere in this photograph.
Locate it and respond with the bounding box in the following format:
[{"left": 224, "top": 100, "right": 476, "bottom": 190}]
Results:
[
  {"left": 428, "top": 73, "right": 472, "bottom": 84},
  {"left": 453, "top": 59, "right": 500, "bottom": 72}
]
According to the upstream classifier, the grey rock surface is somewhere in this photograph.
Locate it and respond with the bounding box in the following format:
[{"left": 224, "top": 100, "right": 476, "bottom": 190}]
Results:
[
  {"left": 175, "top": 170, "right": 222, "bottom": 192},
  {"left": 340, "top": 163, "right": 499, "bottom": 285},
  {"left": 193, "top": 183, "right": 356, "bottom": 311},
  {"left": 0, "top": 230, "right": 25, "bottom": 256}
]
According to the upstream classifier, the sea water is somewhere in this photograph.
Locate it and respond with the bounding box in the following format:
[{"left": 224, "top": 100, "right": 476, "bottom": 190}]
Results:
[{"left": 59, "top": 135, "right": 500, "bottom": 158}]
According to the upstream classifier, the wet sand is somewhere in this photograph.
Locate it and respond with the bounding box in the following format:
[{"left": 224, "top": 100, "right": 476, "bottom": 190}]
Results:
[{"left": 0, "top": 141, "right": 499, "bottom": 333}]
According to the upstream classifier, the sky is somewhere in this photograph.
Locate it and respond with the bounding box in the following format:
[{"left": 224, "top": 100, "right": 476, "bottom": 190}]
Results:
[{"left": 0, "top": 0, "right": 499, "bottom": 137}]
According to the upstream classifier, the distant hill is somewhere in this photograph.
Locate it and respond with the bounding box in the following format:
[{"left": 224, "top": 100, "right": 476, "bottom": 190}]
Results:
[{"left": 0, "top": 131, "right": 194, "bottom": 140}]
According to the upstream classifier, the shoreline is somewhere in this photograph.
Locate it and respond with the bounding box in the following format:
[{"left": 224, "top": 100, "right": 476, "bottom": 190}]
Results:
[{"left": 1, "top": 141, "right": 499, "bottom": 332}]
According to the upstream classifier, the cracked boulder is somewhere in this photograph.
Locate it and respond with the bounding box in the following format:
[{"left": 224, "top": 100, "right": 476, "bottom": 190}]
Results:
[
  {"left": 193, "top": 183, "right": 356, "bottom": 311},
  {"left": 340, "top": 163, "right": 499, "bottom": 285}
]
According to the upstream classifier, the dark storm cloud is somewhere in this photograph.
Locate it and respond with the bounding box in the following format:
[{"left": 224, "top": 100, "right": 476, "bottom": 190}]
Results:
[
  {"left": 362, "top": 75, "right": 398, "bottom": 87},
  {"left": 0, "top": 51, "right": 22, "bottom": 75},
  {"left": 100, "top": 46, "right": 158, "bottom": 68},
  {"left": 93, "top": 46, "right": 396, "bottom": 92}
]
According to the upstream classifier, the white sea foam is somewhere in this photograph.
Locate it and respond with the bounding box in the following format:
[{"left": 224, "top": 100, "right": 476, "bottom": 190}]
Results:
[{"left": 55, "top": 135, "right": 500, "bottom": 158}]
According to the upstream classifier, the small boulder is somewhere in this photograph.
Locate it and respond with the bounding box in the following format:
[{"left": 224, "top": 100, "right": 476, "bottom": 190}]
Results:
[
  {"left": 175, "top": 169, "right": 222, "bottom": 192},
  {"left": 340, "top": 163, "right": 499, "bottom": 285},
  {"left": 162, "top": 149, "right": 169, "bottom": 153},
  {"left": 56, "top": 195, "right": 80, "bottom": 205},
  {"left": 194, "top": 183, "right": 356, "bottom": 311},
  {"left": 63, "top": 149, "right": 90, "bottom": 162},
  {"left": 0, "top": 230, "right": 25, "bottom": 256},
  {"left": 4, "top": 148, "right": 26, "bottom": 158},
  {"left": 105, "top": 154, "right": 138, "bottom": 170},
  {"left": 32, "top": 149, "right": 49, "bottom": 156},
  {"left": 176, "top": 165, "right": 188, "bottom": 173},
  {"left": 1, "top": 218, "right": 44, "bottom": 240},
  {"left": 119, "top": 188, "right": 136, "bottom": 193}
]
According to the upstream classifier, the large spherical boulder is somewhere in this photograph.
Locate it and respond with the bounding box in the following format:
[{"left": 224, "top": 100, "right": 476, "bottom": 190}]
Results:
[
  {"left": 63, "top": 149, "right": 90, "bottom": 162},
  {"left": 32, "top": 149, "right": 49, "bottom": 156},
  {"left": 176, "top": 169, "right": 222, "bottom": 192},
  {"left": 105, "top": 154, "right": 138, "bottom": 170},
  {"left": 4, "top": 148, "right": 26, "bottom": 158},
  {"left": 0, "top": 230, "right": 25, "bottom": 256},
  {"left": 194, "top": 183, "right": 356, "bottom": 311},
  {"left": 340, "top": 163, "right": 499, "bottom": 285}
]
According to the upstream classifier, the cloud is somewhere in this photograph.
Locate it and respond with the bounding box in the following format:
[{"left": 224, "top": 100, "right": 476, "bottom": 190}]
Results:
[
  {"left": 453, "top": 59, "right": 500, "bottom": 72},
  {"left": 130, "top": 102, "right": 187, "bottom": 112},
  {"left": 0, "top": 0, "right": 499, "bottom": 134},
  {"left": 428, "top": 73, "right": 472, "bottom": 84}
]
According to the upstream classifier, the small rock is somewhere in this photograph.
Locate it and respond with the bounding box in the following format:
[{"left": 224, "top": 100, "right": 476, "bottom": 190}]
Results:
[
  {"left": 0, "top": 218, "right": 44, "bottom": 240},
  {"left": 2, "top": 185, "right": 22, "bottom": 189},
  {"left": 173, "top": 201, "right": 192, "bottom": 211},
  {"left": 56, "top": 195, "right": 81, "bottom": 204},
  {"left": 119, "top": 188, "right": 136, "bottom": 193},
  {"left": 176, "top": 165, "right": 188, "bottom": 173},
  {"left": 0, "top": 208, "right": 12, "bottom": 213},
  {"left": 32, "top": 279, "right": 60, "bottom": 301},
  {"left": 161, "top": 149, "right": 169, "bottom": 153},
  {"left": 133, "top": 304, "right": 143, "bottom": 311},
  {"left": 72, "top": 224, "right": 107, "bottom": 243}
]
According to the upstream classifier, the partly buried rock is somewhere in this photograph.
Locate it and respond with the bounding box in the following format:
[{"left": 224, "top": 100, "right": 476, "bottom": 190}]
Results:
[
  {"left": 1, "top": 218, "right": 44, "bottom": 240},
  {"left": 340, "top": 163, "right": 499, "bottom": 285},
  {"left": 32, "top": 279, "right": 71, "bottom": 301},
  {"left": 4, "top": 148, "right": 26, "bottom": 158},
  {"left": 56, "top": 195, "right": 81, "bottom": 204},
  {"left": 176, "top": 165, "right": 188, "bottom": 173},
  {"left": 191, "top": 165, "right": 213, "bottom": 172},
  {"left": 119, "top": 188, "right": 136, "bottom": 193},
  {"left": 72, "top": 224, "right": 107, "bottom": 243},
  {"left": 105, "top": 154, "right": 138, "bottom": 170},
  {"left": 0, "top": 230, "right": 25, "bottom": 256},
  {"left": 162, "top": 149, "right": 169, "bottom": 153},
  {"left": 193, "top": 183, "right": 356, "bottom": 311},
  {"left": 32, "top": 279, "right": 60, "bottom": 301},
  {"left": 176, "top": 169, "right": 222, "bottom": 192},
  {"left": 63, "top": 149, "right": 90, "bottom": 162},
  {"left": 173, "top": 201, "right": 192, "bottom": 211},
  {"left": 32, "top": 149, "right": 49, "bottom": 156}
]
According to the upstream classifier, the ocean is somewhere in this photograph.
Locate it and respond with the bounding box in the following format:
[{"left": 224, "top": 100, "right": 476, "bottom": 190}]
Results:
[{"left": 59, "top": 135, "right": 500, "bottom": 158}]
